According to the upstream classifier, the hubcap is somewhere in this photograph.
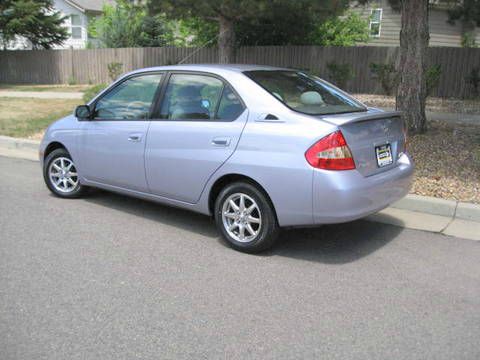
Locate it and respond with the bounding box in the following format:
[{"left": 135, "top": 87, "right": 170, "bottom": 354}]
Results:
[
  {"left": 221, "top": 193, "right": 262, "bottom": 243},
  {"left": 48, "top": 157, "right": 78, "bottom": 193}
]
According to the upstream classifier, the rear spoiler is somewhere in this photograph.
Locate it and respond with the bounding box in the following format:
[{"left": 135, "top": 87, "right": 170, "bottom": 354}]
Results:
[{"left": 319, "top": 110, "right": 402, "bottom": 127}]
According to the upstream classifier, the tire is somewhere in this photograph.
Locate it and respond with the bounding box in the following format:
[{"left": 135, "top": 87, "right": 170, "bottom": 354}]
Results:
[
  {"left": 43, "top": 148, "right": 87, "bottom": 198},
  {"left": 214, "top": 181, "right": 279, "bottom": 253}
]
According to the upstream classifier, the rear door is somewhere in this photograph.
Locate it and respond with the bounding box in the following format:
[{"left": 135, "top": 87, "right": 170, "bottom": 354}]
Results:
[
  {"left": 145, "top": 72, "right": 248, "bottom": 203},
  {"left": 78, "top": 73, "right": 164, "bottom": 192}
]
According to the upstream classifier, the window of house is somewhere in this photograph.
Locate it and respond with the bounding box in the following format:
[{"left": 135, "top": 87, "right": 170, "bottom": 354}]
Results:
[
  {"left": 369, "top": 9, "right": 382, "bottom": 37},
  {"left": 70, "top": 15, "right": 82, "bottom": 39}
]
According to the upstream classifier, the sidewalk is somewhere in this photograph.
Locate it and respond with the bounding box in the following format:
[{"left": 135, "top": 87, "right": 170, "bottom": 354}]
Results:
[
  {"left": 1, "top": 134, "right": 479, "bottom": 241},
  {"left": 0, "top": 90, "right": 83, "bottom": 100},
  {"left": 379, "top": 107, "right": 480, "bottom": 126}
]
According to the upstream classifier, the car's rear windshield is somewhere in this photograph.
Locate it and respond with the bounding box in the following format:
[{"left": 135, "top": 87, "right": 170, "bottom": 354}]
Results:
[{"left": 244, "top": 70, "right": 366, "bottom": 115}]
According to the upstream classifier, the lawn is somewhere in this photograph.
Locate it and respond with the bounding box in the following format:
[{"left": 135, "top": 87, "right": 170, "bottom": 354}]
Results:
[
  {"left": 0, "top": 97, "right": 80, "bottom": 138},
  {"left": 0, "top": 84, "right": 91, "bottom": 93}
]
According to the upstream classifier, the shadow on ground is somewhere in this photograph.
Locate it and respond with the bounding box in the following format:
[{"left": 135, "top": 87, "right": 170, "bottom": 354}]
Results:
[{"left": 83, "top": 189, "right": 404, "bottom": 264}]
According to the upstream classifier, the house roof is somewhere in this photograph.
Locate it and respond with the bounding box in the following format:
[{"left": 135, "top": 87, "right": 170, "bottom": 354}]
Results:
[{"left": 65, "top": 0, "right": 116, "bottom": 13}]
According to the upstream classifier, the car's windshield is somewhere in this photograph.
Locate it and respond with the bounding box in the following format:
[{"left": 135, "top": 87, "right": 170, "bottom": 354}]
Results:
[{"left": 244, "top": 70, "right": 366, "bottom": 115}]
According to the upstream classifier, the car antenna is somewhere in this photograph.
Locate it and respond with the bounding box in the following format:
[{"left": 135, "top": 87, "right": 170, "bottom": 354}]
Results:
[{"left": 177, "top": 28, "right": 228, "bottom": 65}]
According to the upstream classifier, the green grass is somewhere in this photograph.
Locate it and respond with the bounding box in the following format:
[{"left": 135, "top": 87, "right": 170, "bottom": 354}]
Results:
[
  {"left": 0, "top": 84, "right": 92, "bottom": 93},
  {"left": 0, "top": 97, "right": 80, "bottom": 138}
]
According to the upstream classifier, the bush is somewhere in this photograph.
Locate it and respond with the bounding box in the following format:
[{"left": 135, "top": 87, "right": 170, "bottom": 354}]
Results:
[
  {"left": 369, "top": 62, "right": 399, "bottom": 96},
  {"left": 426, "top": 64, "right": 442, "bottom": 96},
  {"left": 326, "top": 62, "right": 354, "bottom": 89},
  {"left": 107, "top": 62, "right": 123, "bottom": 81},
  {"left": 83, "top": 84, "right": 107, "bottom": 103},
  {"left": 465, "top": 67, "right": 480, "bottom": 98},
  {"left": 67, "top": 76, "right": 77, "bottom": 86}
]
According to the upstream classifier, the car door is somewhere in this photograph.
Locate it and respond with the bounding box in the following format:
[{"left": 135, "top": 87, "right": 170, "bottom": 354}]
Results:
[
  {"left": 145, "top": 72, "right": 248, "bottom": 203},
  {"left": 78, "top": 72, "right": 164, "bottom": 192}
]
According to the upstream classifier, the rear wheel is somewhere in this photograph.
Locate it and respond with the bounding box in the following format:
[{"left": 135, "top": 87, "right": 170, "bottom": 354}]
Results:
[
  {"left": 214, "top": 182, "right": 279, "bottom": 253},
  {"left": 43, "top": 148, "right": 87, "bottom": 198}
]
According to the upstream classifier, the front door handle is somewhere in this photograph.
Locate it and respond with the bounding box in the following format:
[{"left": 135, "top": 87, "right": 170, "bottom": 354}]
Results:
[
  {"left": 128, "top": 134, "right": 142, "bottom": 142},
  {"left": 211, "top": 137, "right": 231, "bottom": 147}
]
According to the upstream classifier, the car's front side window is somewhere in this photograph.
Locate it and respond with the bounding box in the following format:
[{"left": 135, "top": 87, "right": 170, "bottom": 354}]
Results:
[
  {"left": 159, "top": 74, "right": 224, "bottom": 120},
  {"left": 93, "top": 73, "right": 163, "bottom": 120}
]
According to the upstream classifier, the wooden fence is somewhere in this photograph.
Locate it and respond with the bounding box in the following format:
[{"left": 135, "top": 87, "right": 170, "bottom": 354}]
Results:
[{"left": 0, "top": 46, "right": 479, "bottom": 98}]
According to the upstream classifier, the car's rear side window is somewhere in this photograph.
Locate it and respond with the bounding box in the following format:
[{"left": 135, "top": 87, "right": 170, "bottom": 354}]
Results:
[
  {"left": 159, "top": 74, "right": 223, "bottom": 120},
  {"left": 216, "top": 85, "right": 245, "bottom": 120}
]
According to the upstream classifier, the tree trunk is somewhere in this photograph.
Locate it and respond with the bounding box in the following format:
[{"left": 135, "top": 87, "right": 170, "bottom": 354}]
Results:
[
  {"left": 218, "top": 15, "right": 235, "bottom": 64},
  {"left": 396, "top": 0, "right": 429, "bottom": 134}
]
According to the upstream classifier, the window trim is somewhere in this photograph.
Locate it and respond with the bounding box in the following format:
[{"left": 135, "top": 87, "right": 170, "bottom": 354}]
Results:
[
  {"left": 88, "top": 71, "right": 166, "bottom": 122},
  {"left": 369, "top": 8, "right": 383, "bottom": 38},
  {"left": 70, "top": 14, "right": 82, "bottom": 40},
  {"left": 151, "top": 70, "right": 246, "bottom": 122}
]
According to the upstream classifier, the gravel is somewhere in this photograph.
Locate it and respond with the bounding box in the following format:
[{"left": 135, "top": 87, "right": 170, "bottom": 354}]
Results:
[{"left": 409, "top": 121, "right": 480, "bottom": 204}]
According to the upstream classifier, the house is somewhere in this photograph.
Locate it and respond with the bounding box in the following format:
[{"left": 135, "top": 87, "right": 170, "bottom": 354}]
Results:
[
  {"left": 352, "top": 0, "right": 480, "bottom": 47},
  {"left": 7, "top": 0, "right": 115, "bottom": 50}
]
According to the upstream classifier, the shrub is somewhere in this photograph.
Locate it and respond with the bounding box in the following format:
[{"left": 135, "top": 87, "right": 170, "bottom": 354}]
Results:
[
  {"left": 426, "top": 64, "right": 442, "bottom": 96},
  {"left": 465, "top": 67, "right": 480, "bottom": 98},
  {"left": 83, "top": 84, "right": 107, "bottom": 103},
  {"left": 67, "top": 76, "right": 77, "bottom": 86},
  {"left": 326, "top": 62, "right": 354, "bottom": 89},
  {"left": 107, "top": 62, "right": 123, "bottom": 81},
  {"left": 369, "top": 62, "right": 399, "bottom": 96}
]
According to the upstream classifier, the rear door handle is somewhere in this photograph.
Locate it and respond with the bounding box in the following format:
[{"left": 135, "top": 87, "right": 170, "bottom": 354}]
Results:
[
  {"left": 128, "top": 133, "right": 142, "bottom": 142},
  {"left": 211, "top": 137, "right": 231, "bottom": 147}
]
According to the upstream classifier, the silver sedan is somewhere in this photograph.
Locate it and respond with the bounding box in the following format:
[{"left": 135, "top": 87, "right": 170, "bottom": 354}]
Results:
[{"left": 40, "top": 64, "right": 413, "bottom": 253}]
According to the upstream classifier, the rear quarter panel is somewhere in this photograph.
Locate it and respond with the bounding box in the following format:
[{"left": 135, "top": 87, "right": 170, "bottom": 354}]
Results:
[{"left": 199, "top": 109, "right": 337, "bottom": 227}]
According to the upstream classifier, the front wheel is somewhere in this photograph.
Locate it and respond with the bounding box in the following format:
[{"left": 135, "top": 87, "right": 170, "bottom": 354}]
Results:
[
  {"left": 214, "top": 182, "right": 279, "bottom": 253},
  {"left": 43, "top": 148, "right": 87, "bottom": 198}
]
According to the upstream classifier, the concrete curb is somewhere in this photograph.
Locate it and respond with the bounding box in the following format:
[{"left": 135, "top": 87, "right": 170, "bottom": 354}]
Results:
[
  {"left": 0, "top": 135, "right": 40, "bottom": 151},
  {"left": 391, "top": 194, "right": 480, "bottom": 223},
  {"left": 0, "top": 135, "right": 479, "bottom": 240}
]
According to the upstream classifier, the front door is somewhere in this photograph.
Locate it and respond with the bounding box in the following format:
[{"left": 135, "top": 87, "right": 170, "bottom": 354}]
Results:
[
  {"left": 146, "top": 72, "right": 247, "bottom": 203},
  {"left": 78, "top": 73, "right": 163, "bottom": 192}
]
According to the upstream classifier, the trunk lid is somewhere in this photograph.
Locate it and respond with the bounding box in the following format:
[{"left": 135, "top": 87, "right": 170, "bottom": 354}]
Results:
[{"left": 319, "top": 109, "right": 406, "bottom": 177}]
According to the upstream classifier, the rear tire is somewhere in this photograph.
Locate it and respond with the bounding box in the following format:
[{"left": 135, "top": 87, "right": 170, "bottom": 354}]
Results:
[
  {"left": 214, "top": 181, "right": 279, "bottom": 253},
  {"left": 43, "top": 148, "right": 87, "bottom": 198}
]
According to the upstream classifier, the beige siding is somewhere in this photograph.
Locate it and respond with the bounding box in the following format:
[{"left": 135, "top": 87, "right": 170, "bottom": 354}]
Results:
[{"left": 351, "top": 0, "right": 474, "bottom": 47}]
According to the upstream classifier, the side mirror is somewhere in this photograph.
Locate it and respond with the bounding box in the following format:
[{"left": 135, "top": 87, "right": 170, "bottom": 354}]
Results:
[{"left": 75, "top": 105, "right": 92, "bottom": 119}]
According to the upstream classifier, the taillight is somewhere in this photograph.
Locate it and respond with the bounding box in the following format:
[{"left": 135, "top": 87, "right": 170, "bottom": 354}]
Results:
[{"left": 305, "top": 130, "right": 355, "bottom": 170}]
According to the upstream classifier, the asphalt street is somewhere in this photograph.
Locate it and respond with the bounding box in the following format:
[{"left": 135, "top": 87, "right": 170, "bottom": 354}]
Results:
[{"left": 1, "top": 156, "right": 479, "bottom": 360}]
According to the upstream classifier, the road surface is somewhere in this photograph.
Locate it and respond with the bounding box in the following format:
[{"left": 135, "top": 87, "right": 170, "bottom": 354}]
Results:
[{"left": 1, "top": 156, "right": 479, "bottom": 360}]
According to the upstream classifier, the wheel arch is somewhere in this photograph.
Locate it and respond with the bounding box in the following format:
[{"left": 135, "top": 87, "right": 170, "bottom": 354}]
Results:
[
  {"left": 44, "top": 141, "right": 68, "bottom": 160},
  {"left": 208, "top": 173, "right": 278, "bottom": 222}
]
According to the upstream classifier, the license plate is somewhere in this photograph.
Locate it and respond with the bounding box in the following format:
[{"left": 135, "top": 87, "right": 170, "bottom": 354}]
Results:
[{"left": 375, "top": 144, "right": 393, "bottom": 167}]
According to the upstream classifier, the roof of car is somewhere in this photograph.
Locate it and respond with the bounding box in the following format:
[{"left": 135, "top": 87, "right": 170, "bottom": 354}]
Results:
[{"left": 130, "top": 64, "right": 294, "bottom": 75}]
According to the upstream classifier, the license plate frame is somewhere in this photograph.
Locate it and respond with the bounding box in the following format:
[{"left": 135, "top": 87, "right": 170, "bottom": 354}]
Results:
[{"left": 375, "top": 144, "right": 393, "bottom": 168}]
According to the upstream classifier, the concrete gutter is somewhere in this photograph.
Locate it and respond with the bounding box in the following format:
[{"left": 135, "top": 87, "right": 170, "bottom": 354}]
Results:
[{"left": 1, "top": 135, "right": 479, "bottom": 241}]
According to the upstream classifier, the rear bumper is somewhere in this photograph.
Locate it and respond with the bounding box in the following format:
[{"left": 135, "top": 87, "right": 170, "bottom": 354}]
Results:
[{"left": 313, "top": 153, "right": 414, "bottom": 224}]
